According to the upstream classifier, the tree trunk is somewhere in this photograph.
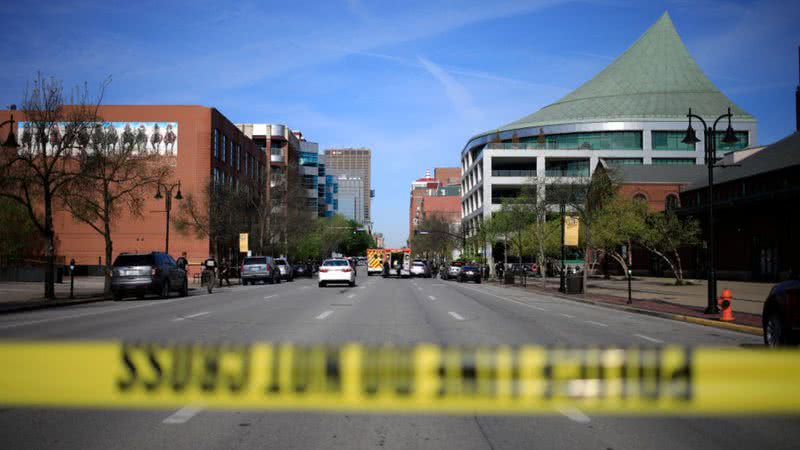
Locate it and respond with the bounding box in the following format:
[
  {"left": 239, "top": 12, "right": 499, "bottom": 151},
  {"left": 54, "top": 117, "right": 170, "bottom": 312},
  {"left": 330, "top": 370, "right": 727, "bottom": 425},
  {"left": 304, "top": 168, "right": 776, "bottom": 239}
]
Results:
[
  {"left": 644, "top": 245, "right": 681, "bottom": 286},
  {"left": 582, "top": 245, "right": 590, "bottom": 294},
  {"left": 673, "top": 249, "right": 685, "bottom": 285},
  {"left": 44, "top": 191, "right": 55, "bottom": 300}
]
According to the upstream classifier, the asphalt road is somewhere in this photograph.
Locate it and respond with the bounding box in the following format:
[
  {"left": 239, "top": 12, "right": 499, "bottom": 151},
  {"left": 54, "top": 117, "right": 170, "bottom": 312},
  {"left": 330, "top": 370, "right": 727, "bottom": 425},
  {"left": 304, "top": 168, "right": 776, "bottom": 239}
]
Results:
[{"left": 0, "top": 271, "right": 797, "bottom": 449}]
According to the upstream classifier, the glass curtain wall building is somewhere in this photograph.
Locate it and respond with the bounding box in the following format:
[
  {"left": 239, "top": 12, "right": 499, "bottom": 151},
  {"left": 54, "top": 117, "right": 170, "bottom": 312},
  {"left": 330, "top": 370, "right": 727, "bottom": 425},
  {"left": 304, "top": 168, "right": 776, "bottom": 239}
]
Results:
[{"left": 460, "top": 12, "right": 757, "bottom": 267}]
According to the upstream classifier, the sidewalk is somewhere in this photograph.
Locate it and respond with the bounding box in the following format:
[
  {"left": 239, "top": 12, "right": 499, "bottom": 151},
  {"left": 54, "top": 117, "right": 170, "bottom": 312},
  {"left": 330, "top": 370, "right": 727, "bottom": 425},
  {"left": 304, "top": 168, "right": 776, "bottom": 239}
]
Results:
[
  {"left": 495, "top": 274, "right": 769, "bottom": 333},
  {"left": 0, "top": 277, "right": 108, "bottom": 313}
]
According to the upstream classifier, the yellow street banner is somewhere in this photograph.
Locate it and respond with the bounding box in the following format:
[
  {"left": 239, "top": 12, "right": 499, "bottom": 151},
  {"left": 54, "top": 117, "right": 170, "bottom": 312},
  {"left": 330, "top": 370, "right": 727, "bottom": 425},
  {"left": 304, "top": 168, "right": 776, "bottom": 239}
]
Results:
[
  {"left": 239, "top": 233, "right": 248, "bottom": 253},
  {"left": 0, "top": 341, "right": 799, "bottom": 415},
  {"left": 564, "top": 216, "right": 580, "bottom": 246}
]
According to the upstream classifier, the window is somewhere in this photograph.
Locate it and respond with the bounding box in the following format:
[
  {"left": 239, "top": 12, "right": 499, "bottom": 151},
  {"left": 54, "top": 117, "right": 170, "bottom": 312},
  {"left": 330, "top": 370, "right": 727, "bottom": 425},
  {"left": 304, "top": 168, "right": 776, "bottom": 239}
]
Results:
[
  {"left": 237, "top": 145, "right": 241, "bottom": 171},
  {"left": 521, "top": 131, "right": 642, "bottom": 150},
  {"left": 230, "top": 140, "right": 235, "bottom": 168},
  {"left": 714, "top": 131, "right": 749, "bottom": 152},
  {"left": 665, "top": 194, "right": 680, "bottom": 210},
  {"left": 545, "top": 159, "right": 590, "bottom": 177},
  {"left": 491, "top": 159, "right": 536, "bottom": 177},
  {"left": 633, "top": 193, "right": 648, "bottom": 203},
  {"left": 221, "top": 135, "right": 227, "bottom": 162},
  {"left": 652, "top": 131, "right": 696, "bottom": 151},
  {"left": 299, "top": 152, "right": 318, "bottom": 167},
  {"left": 212, "top": 129, "right": 219, "bottom": 158},
  {"left": 652, "top": 158, "right": 695, "bottom": 165},
  {"left": 244, "top": 150, "right": 248, "bottom": 176},
  {"left": 302, "top": 175, "right": 317, "bottom": 189}
]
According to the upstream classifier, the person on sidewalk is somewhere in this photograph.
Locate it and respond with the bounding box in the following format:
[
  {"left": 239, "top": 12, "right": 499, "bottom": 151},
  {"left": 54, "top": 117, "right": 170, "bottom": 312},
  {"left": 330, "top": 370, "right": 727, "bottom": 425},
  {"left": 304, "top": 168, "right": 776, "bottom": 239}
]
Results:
[
  {"left": 176, "top": 252, "right": 188, "bottom": 271},
  {"left": 220, "top": 258, "right": 232, "bottom": 287}
]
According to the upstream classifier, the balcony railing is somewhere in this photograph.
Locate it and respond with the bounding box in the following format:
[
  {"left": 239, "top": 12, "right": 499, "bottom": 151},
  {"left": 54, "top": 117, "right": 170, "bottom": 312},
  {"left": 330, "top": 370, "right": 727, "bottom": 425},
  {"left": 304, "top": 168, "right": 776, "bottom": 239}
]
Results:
[
  {"left": 544, "top": 169, "right": 589, "bottom": 178},
  {"left": 487, "top": 142, "right": 577, "bottom": 150},
  {"left": 491, "top": 169, "right": 536, "bottom": 177}
]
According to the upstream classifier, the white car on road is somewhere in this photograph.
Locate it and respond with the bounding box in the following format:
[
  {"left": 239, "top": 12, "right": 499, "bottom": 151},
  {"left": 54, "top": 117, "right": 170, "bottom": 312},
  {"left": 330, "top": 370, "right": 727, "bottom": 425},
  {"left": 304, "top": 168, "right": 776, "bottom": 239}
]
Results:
[{"left": 318, "top": 259, "right": 356, "bottom": 287}]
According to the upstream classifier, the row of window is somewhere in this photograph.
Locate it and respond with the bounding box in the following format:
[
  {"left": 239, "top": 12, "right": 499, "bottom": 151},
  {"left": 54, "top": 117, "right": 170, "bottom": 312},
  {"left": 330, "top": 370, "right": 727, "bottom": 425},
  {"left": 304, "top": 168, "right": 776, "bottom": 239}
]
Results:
[
  {"left": 501, "top": 130, "right": 749, "bottom": 151},
  {"left": 633, "top": 193, "right": 680, "bottom": 210}
]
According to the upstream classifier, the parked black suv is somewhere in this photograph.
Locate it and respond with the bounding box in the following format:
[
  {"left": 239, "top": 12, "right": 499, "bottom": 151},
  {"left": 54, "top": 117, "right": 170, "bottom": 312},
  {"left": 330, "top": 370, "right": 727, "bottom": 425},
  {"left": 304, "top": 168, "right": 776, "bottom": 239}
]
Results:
[{"left": 110, "top": 252, "right": 188, "bottom": 301}]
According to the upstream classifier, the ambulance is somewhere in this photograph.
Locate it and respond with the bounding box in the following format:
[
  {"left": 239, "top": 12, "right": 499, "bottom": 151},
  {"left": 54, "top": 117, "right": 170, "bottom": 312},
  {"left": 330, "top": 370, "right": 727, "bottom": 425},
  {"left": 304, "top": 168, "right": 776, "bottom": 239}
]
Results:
[
  {"left": 367, "top": 248, "right": 384, "bottom": 276},
  {"left": 382, "top": 248, "right": 412, "bottom": 278}
]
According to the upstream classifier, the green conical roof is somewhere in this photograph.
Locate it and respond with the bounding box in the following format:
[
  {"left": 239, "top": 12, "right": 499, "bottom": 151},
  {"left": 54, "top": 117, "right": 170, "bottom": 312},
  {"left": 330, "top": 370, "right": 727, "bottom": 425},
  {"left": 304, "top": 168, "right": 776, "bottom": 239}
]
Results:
[{"left": 481, "top": 12, "right": 754, "bottom": 138}]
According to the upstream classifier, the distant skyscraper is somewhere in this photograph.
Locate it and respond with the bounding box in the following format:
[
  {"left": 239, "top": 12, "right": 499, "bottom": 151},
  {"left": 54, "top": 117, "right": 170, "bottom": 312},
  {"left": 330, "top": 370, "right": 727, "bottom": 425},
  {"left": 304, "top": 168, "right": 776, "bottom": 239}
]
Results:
[
  {"left": 336, "top": 176, "right": 366, "bottom": 224},
  {"left": 324, "top": 148, "right": 371, "bottom": 226}
]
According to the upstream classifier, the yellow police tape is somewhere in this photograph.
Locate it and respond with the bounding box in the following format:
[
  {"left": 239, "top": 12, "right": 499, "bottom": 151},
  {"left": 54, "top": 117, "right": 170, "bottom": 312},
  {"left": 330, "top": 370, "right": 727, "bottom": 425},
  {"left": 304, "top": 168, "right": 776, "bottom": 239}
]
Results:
[{"left": 0, "top": 341, "right": 798, "bottom": 415}]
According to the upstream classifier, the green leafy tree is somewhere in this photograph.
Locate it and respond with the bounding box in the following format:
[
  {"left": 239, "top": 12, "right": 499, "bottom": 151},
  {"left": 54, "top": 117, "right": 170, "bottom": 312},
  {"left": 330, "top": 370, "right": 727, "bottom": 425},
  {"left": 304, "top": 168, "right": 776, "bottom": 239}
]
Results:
[
  {"left": 591, "top": 195, "right": 648, "bottom": 277},
  {"left": 640, "top": 211, "right": 700, "bottom": 285}
]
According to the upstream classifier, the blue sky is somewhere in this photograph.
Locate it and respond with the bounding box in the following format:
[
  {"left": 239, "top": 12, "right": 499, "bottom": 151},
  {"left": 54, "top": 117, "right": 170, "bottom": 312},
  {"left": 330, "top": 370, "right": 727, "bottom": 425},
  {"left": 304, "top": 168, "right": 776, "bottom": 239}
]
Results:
[{"left": 1, "top": 0, "right": 798, "bottom": 247}]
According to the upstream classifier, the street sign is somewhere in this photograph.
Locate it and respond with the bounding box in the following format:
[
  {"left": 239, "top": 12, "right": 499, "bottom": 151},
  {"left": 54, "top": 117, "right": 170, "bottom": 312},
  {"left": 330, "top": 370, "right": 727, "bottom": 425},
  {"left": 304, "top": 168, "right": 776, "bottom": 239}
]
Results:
[
  {"left": 564, "top": 216, "right": 580, "bottom": 246},
  {"left": 239, "top": 233, "right": 248, "bottom": 252}
]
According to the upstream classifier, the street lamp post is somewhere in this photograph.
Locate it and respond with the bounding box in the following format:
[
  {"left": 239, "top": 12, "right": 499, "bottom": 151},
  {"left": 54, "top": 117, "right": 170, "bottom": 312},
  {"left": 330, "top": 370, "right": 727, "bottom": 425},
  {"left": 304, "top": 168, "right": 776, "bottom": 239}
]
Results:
[
  {"left": 0, "top": 106, "right": 19, "bottom": 149},
  {"left": 154, "top": 181, "right": 183, "bottom": 255},
  {"left": 559, "top": 201, "right": 566, "bottom": 293},
  {"left": 682, "top": 107, "right": 740, "bottom": 314}
]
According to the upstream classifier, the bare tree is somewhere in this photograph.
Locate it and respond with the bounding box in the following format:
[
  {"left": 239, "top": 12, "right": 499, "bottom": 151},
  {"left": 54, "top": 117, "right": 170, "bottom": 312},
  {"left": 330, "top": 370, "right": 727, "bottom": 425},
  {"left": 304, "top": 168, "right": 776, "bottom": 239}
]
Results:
[
  {"left": 0, "top": 74, "right": 107, "bottom": 299},
  {"left": 60, "top": 123, "right": 171, "bottom": 297},
  {"left": 173, "top": 180, "right": 250, "bottom": 259}
]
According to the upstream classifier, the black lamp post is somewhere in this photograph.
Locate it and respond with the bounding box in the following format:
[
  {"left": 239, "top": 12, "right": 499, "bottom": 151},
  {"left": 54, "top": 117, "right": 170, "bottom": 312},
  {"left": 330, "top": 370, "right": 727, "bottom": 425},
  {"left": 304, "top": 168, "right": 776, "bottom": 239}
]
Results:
[
  {"left": 559, "top": 201, "right": 566, "bottom": 293},
  {"left": 0, "top": 106, "right": 19, "bottom": 149},
  {"left": 682, "top": 107, "right": 740, "bottom": 314},
  {"left": 154, "top": 181, "right": 183, "bottom": 255}
]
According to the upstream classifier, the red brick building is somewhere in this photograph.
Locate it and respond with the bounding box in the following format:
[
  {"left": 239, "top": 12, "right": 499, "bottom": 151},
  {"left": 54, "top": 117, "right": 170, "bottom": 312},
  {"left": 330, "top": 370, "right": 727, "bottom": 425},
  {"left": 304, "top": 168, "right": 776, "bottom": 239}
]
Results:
[
  {"left": 409, "top": 168, "right": 462, "bottom": 242},
  {"left": 0, "top": 105, "right": 266, "bottom": 273}
]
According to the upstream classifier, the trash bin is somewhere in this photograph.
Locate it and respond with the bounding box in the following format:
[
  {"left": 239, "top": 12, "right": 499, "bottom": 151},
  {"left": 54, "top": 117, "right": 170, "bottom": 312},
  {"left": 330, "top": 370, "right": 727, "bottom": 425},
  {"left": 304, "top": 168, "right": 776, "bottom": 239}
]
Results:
[
  {"left": 503, "top": 272, "right": 515, "bottom": 285},
  {"left": 565, "top": 274, "right": 583, "bottom": 294},
  {"left": 56, "top": 267, "right": 64, "bottom": 284}
]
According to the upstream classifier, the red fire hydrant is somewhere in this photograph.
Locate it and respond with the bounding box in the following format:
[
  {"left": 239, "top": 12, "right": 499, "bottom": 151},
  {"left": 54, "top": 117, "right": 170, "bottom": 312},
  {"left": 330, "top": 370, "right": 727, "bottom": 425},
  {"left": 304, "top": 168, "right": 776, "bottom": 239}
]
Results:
[{"left": 718, "top": 289, "right": 735, "bottom": 322}]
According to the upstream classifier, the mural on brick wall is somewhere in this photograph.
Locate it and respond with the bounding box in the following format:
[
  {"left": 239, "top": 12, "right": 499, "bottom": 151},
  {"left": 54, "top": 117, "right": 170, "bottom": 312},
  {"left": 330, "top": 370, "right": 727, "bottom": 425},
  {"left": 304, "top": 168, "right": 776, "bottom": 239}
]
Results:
[{"left": 17, "top": 121, "right": 179, "bottom": 159}]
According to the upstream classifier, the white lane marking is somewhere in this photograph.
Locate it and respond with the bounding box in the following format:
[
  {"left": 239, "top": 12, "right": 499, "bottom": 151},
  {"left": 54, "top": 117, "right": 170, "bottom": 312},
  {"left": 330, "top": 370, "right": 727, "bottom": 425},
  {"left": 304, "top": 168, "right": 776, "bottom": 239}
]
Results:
[
  {"left": 316, "top": 310, "right": 334, "bottom": 320},
  {"left": 172, "top": 311, "right": 210, "bottom": 322},
  {"left": 301, "top": 286, "right": 311, "bottom": 289},
  {"left": 558, "top": 407, "right": 590, "bottom": 423},
  {"left": 559, "top": 313, "right": 575, "bottom": 319},
  {"left": 0, "top": 295, "right": 193, "bottom": 330},
  {"left": 163, "top": 406, "right": 203, "bottom": 424},
  {"left": 448, "top": 311, "right": 465, "bottom": 321},
  {"left": 633, "top": 333, "right": 664, "bottom": 344},
  {"left": 417, "top": 286, "right": 423, "bottom": 291},
  {"left": 264, "top": 295, "right": 277, "bottom": 299},
  {"left": 428, "top": 295, "right": 436, "bottom": 301},
  {"left": 585, "top": 320, "right": 609, "bottom": 327},
  {"left": 347, "top": 294, "right": 356, "bottom": 299},
  {"left": 530, "top": 305, "right": 548, "bottom": 311}
]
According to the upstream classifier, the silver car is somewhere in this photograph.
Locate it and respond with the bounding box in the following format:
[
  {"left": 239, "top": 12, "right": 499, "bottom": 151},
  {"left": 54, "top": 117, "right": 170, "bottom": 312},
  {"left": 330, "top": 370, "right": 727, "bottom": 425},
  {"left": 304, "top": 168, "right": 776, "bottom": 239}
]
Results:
[
  {"left": 446, "top": 263, "right": 463, "bottom": 280},
  {"left": 275, "top": 258, "right": 294, "bottom": 281},
  {"left": 241, "top": 256, "right": 280, "bottom": 285}
]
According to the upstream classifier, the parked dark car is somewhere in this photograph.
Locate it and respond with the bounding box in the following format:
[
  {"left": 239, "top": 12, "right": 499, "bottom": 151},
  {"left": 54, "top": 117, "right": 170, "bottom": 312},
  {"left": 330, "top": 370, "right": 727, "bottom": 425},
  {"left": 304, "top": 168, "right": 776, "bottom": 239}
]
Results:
[
  {"left": 293, "top": 264, "right": 313, "bottom": 278},
  {"left": 241, "top": 256, "right": 280, "bottom": 285},
  {"left": 762, "top": 280, "right": 800, "bottom": 346},
  {"left": 458, "top": 265, "right": 482, "bottom": 284},
  {"left": 110, "top": 252, "right": 187, "bottom": 301}
]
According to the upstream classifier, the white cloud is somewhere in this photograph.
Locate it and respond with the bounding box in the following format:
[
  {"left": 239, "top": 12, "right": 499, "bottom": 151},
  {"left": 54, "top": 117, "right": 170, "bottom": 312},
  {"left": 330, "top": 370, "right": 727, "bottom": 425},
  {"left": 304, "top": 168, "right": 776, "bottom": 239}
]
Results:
[{"left": 417, "top": 56, "right": 482, "bottom": 122}]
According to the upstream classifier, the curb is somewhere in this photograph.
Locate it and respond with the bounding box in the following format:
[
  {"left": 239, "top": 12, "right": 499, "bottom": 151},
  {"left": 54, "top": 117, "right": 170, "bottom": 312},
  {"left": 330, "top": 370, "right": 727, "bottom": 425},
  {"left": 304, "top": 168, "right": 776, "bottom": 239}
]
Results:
[
  {"left": 0, "top": 296, "right": 107, "bottom": 314},
  {"left": 487, "top": 281, "right": 763, "bottom": 336}
]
